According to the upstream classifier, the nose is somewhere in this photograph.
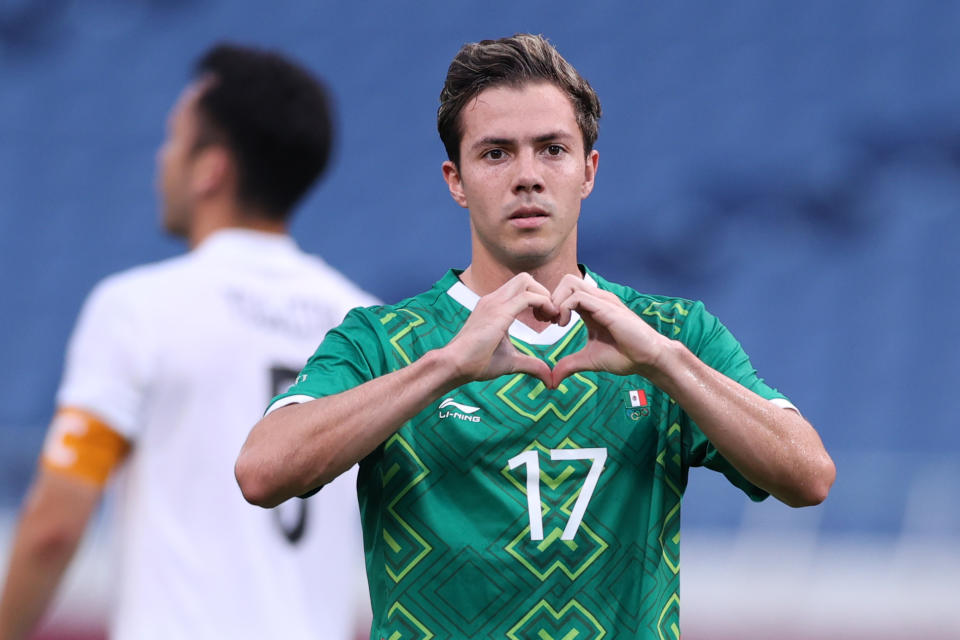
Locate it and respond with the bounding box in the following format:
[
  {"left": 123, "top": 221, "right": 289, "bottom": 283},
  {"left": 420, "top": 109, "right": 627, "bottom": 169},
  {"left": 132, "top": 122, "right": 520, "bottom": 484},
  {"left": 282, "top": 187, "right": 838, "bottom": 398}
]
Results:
[{"left": 512, "top": 149, "right": 544, "bottom": 195}]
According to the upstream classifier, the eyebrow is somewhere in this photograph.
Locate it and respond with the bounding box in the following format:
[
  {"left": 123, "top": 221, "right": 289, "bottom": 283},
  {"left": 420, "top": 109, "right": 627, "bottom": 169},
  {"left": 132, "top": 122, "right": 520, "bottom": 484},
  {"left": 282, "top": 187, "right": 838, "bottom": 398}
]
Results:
[
  {"left": 471, "top": 136, "right": 513, "bottom": 151},
  {"left": 470, "top": 130, "right": 575, "bottom": 151},
  {"left": 532, "top": 131, "right": 574, "bottom": 144}
]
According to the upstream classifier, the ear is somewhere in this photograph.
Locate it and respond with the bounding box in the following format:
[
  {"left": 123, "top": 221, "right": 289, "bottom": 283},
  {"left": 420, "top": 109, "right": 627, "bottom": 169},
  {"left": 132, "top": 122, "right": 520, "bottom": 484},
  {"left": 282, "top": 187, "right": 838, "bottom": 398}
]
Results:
[
  {"left": 442, "top": 160, "right": 469, "bottom": 209},
  {"left": 580, "top": 149, "right": 599, "bottom": 200},
  {"left": 190, "top": 146, "right": 231, "bottom": 199}
]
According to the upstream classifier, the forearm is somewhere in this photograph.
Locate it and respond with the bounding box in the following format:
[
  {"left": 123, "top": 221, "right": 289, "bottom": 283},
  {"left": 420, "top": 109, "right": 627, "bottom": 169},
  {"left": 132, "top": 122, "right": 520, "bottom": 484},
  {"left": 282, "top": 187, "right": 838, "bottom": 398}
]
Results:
[
  {"left": 647, "top": 340, "right": 835, "bottom": 507},
  {"left": 0, "top": 535, "right": 76, "bottom": 640},
  {"left": 0, "top": 476, "right": 93, "bottom": 640},
  {"left": 236, "top": 348, "right": 463, "bottom": 507}
]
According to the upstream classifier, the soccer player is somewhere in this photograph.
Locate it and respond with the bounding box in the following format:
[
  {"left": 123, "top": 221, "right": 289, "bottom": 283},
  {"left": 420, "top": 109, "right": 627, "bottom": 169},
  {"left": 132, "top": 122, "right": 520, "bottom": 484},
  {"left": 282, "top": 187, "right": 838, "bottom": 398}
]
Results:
[
  {"left": 235, "top": 34, "right": 836, "bottom": 639},
  {"left": 0, "top": 44, "right": 375, "bottom": 640}
]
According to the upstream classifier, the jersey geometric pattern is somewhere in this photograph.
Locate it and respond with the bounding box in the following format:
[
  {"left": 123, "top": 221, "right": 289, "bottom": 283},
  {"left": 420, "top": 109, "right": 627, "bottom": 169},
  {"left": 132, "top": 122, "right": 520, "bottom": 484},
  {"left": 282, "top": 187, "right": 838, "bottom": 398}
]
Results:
[
  {"left": 382, "top": 434, "right": 432, "bottom": 583},
  {"left": 640, "top": 300, "right": 689, "bottom": 337},
  {"left": 495, "top": 331, "right": 598, "bottom": 422},
  {"left": 380, "top": 309, "right": 428, "bottom": 365},
  {"left": 386, "top": 602, "right": 434, "bottom": 640},
  {"left": 506, "top": 599, "right": 605, "bottom": 640},
  {"left": 278, "top": 267, "right": 789, "bottom": 639}
]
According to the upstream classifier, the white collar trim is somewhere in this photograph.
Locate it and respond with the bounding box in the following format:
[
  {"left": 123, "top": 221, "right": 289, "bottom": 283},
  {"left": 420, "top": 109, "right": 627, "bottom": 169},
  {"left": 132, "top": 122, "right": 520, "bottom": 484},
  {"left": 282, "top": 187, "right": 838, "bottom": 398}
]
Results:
[{"left": 445, "top": 273, "right": 597, "bottom": 346}]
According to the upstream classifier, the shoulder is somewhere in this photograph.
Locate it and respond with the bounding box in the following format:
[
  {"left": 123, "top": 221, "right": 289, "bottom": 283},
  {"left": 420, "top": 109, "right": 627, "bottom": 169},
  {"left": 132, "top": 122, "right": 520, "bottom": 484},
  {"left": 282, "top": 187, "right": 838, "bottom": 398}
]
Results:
[
  {"left": 587, "top": 267, "right": 706, "bottom": 333},
  {"left": 329, "top": 273, "right": 453, "bottom": 345},
  {"left": 335, "top": 289, "right": 435, "bottom": 332},
  {"left": 586, "top": 269, "right": 745, "bottom": 363},
  {"left": 348, "top": 270, "right": 452, "bottom": 319},
  {"left": 586, "top": 267, "right": 730, "bottom": 352},
  {"left": 292, "top": 252, "right": 381, "bottom": 308},
  {"left": 83, "top": 254, "right": 193, "bottom": 313}
]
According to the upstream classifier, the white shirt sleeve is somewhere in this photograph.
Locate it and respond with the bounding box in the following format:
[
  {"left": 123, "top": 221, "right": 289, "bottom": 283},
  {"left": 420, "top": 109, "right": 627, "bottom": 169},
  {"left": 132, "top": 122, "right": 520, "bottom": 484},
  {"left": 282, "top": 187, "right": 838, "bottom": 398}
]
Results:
[{"left": 56, "top": 275, "right": 154, "bottom": 440}]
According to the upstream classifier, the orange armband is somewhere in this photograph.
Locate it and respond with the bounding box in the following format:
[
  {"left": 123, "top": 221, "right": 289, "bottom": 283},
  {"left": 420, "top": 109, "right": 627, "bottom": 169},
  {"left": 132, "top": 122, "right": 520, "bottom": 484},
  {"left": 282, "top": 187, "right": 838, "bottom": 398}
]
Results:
[{"left": 41, "top": 408, "right": 130, "bottom": 486}]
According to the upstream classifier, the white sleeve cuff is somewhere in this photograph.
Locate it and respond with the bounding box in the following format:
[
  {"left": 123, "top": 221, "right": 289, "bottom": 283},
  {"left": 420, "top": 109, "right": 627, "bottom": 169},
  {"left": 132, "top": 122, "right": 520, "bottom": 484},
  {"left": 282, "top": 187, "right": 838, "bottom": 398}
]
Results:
[
  {"left": 769, "top": 397, "right": 801, "bottom": 414},
  {"left": 264, "top": 394, "right": 316, "bottom": 416}
]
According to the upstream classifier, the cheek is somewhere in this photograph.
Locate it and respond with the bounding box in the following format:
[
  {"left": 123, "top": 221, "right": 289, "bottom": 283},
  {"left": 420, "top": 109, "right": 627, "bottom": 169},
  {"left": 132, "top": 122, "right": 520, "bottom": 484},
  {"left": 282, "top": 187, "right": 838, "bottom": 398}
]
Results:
[
  {"left": 460, "top": 170, "right": 498, "bottom": 206},
  {"left": 559, "top": 161, "right": 586, "bottom": 183},
  {"left": 158, "top": 148, "right": 177, "bottom": 187},
  {"left": 160, "top": 155, "right": 172, "bottom": 184},
  {"left": 562, "top": 166, "right": 590, "bottom": 198}
]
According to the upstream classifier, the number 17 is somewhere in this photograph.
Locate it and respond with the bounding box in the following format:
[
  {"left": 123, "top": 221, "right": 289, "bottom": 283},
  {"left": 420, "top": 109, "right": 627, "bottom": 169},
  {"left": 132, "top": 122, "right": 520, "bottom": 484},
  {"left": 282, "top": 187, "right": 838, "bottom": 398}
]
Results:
[{"left": 507, "top": 447, "right": 607, "bottom": 541}]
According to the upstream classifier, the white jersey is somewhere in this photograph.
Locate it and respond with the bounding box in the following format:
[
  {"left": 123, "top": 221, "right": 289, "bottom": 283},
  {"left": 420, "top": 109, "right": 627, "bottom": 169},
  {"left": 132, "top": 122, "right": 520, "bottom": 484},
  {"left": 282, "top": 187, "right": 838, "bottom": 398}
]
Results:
[{"left": 56, "top": 229, "right": 377, "bottom": 640}]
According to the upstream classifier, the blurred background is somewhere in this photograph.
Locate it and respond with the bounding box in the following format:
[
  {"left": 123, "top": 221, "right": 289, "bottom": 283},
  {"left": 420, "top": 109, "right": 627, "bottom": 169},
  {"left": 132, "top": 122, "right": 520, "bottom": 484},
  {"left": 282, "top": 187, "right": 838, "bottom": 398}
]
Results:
[{"left": 1, "top": 1, "right": 958, "bottom": 638}]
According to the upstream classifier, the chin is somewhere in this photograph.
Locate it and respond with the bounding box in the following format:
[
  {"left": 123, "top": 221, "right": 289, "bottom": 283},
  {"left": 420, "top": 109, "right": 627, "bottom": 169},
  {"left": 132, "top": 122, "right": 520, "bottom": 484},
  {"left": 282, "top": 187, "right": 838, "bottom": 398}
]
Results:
[
  {"left": 504, "top": 250, "right": 553, "bottom": 271},
  {"left": 160, "top": 209, "right": 190, "bottom": 238},
  {"left": 162, "top": 222, "right": 191, "bottom": 242}
]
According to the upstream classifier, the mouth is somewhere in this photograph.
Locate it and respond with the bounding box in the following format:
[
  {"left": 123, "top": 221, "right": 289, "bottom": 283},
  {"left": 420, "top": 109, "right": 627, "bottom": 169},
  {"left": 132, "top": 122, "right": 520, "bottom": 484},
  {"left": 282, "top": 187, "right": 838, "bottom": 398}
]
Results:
[{"left": 509, "top": 207, "right": 550, "bottom": 228}]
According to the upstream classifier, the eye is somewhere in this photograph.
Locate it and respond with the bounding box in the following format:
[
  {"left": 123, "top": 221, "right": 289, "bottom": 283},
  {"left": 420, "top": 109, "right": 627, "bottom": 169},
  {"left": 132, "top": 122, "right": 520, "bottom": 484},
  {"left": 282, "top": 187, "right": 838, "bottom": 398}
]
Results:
[
  {"left": 484, "top": 149, "right": 505, "bottom": 160},
  {"left": 546, "top": 144, "right": 564, "bottom": 156}
]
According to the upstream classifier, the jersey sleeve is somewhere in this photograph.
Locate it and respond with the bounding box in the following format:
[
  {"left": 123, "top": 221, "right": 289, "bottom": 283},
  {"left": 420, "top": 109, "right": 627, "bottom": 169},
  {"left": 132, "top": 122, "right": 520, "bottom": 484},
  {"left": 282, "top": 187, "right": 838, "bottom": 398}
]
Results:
[
  {"left": 266, "top": 307, "right": 389, "bottom": 414},
  {"left": 677, "top": 301, "right": 793, "bottom": 502},
  {"left": 55, "top": 275, "right": 154, "bottom": 441}
]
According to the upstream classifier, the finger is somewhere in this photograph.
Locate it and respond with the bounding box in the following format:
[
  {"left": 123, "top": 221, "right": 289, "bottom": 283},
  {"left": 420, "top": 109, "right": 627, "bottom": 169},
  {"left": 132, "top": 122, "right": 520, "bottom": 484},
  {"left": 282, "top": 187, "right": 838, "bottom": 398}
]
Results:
[
  {"left": 500, "top": 272, "right": 552, "bottom": 300},
  {"left": 515, "top": 290, "right": 559, "bottom": 321},
  {"left": 553, "top": 278, "right": 622, "bottom": 309},
  {"left": 514, "top": 275, "right": 560, "bottom": 320},
  {"left": 474, "top": 290, "right": 555, "bottom": 331},
  {"left": 555, "top": 290, "right": 606, "bottom": 327},
  {"left": 550, "top": 352, "right": 593, "bottom": 388},
  {"left": 511, "top": 354, "right": 554, "bottom": 388},
  {"left": 570, "top": 286, "right": 632, "bottom": 322},
  {"left": 553, "top": 278, "right": 616, "bottom": 326},
  {"left": 551, "top": 287, "right": 578, "bottom": 327},
  {"left": 532, "top": 303, "right": 560, "bottom": 324},
  {"left": 550, "top": 273, "right": 593, "bottom": 306},
  {"left": 549, "top": 276, "right": 578, "bottom": 317}
]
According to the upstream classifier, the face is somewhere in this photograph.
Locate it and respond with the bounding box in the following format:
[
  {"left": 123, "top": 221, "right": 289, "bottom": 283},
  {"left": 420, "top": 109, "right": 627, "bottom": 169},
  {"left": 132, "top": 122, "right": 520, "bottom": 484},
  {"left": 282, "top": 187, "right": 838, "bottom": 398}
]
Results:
[
  {"left": 443, "top": 82, "right": 598, "bottom": 273},
  {"left": 156, "top": 82, "right": 206, "bottom": 237}
]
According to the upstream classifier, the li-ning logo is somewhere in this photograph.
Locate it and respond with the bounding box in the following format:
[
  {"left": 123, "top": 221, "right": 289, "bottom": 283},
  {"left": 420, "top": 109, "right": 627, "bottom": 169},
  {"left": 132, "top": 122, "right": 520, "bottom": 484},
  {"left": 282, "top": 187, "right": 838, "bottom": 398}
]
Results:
[{"left": 438, "top": 398, "right": 482, "bottom": 422}]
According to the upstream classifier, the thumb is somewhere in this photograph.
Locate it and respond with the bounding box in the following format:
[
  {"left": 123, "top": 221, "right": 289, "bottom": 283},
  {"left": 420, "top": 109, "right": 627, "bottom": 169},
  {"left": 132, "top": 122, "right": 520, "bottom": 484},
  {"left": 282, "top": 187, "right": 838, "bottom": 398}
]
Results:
[
  {"left": 550, "top": 352, "right": 593, "bottom": 389},
  {"left": 510, "top": 354, "right": 554, "bottom": 389}
]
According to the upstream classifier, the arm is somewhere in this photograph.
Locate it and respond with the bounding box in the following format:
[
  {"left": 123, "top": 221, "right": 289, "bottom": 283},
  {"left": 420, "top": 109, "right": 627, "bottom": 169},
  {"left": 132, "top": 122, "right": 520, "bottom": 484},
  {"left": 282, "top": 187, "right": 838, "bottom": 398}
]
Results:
[
  {"left": 0, "top": 471, "right": 101, "bottom": 640},
  {"left": 236, "top": 273, "right": 558, "bottom": 508},
  {"left": 236, "top": 348, "right": 468, "bottom": 508},
  {"left": 644, "top": 341, "right": 833, "bottom": 506},
  {"left": 550, "top": 275, "right": 835, "bottom": 507}
]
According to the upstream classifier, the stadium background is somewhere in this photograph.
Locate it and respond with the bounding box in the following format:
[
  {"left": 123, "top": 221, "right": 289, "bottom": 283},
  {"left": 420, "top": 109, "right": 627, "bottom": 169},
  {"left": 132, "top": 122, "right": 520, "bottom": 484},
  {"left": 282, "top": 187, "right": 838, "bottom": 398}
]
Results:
[{"left": 1, "top": 1, "right": 958, "bottom": 638}]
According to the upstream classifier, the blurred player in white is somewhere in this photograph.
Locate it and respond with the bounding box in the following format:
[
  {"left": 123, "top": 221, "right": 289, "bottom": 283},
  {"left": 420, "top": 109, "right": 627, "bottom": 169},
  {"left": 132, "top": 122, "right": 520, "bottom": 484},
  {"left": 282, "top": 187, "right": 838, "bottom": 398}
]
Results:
[{"left": 0, "top": 43, "right": 375, "bottom": 640}]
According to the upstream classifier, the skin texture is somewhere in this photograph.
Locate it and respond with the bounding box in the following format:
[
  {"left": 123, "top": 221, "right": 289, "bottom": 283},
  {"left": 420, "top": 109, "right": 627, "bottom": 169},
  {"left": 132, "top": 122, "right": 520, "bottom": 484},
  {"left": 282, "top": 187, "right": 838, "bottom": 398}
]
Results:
[{"left": 235, "top": 81, "right": 835, "bottom": 511}]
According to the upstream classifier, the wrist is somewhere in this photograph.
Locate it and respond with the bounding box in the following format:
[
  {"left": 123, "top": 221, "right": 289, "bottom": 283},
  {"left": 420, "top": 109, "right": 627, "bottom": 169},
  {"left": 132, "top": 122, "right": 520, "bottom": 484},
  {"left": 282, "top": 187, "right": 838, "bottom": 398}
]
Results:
[
  {"left": 639, "top": 337, "right": 688, "bottom": 389},
  {"left": 417, "top": 347, "right": 472, "bottom": 396}
]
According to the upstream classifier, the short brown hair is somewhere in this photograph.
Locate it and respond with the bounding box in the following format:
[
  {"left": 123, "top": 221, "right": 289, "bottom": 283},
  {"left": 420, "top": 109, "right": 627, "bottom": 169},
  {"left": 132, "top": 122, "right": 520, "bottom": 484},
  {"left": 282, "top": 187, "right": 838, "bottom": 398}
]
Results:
[{"left": 437, "top": 33, "right": 601, "bottom": 167}]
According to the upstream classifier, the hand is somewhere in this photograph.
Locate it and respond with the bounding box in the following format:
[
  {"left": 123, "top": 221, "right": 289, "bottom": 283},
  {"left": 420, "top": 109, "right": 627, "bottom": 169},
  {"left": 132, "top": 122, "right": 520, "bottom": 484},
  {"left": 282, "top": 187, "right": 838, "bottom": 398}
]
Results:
[
  {"left": 443, "top": 273, "right": 557, "bottom": 388},
  {"left": 549, "top": 274, "right": 671, "bottom": 387}
]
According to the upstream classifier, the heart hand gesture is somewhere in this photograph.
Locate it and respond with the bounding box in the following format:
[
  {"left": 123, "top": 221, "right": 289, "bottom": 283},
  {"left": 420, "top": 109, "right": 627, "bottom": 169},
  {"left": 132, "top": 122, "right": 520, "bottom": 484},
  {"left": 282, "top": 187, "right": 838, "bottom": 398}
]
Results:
[{"left": 443, "top": 272, "right": 671, "bottom": 390}]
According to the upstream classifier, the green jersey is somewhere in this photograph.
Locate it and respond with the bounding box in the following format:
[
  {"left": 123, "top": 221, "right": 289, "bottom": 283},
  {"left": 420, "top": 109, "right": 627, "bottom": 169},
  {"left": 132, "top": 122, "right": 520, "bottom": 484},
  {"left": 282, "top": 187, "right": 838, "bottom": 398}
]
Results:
[{"left": 271, "top": 268, "right": 790, "bottom": 640}]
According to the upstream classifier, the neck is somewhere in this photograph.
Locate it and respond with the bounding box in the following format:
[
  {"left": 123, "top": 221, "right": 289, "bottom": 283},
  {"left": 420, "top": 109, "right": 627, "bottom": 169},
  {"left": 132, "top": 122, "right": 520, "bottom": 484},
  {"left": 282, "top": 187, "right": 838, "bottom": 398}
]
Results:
[{"left": 188, "top": 204, "right": 287, "bottom": 249}]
